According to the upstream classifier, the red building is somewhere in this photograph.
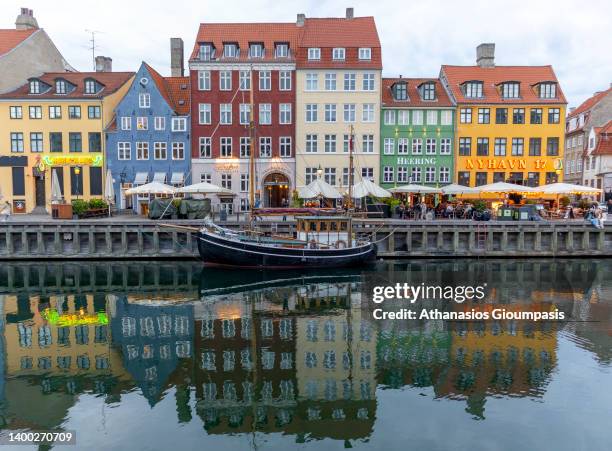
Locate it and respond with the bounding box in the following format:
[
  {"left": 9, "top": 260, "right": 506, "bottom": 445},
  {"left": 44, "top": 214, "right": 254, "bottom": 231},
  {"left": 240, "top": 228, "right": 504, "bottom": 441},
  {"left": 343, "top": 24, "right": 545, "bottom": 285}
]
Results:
[{"left": 189, "top": 23, "right": 299, "bottom": 211}]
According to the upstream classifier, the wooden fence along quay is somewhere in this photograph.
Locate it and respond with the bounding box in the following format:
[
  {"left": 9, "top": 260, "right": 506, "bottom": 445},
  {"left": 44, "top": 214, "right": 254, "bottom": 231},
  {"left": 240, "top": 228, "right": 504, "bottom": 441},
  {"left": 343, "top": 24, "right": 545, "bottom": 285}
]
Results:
[{"left": 0, "top": 218, "right": 609, "bottom": 260}]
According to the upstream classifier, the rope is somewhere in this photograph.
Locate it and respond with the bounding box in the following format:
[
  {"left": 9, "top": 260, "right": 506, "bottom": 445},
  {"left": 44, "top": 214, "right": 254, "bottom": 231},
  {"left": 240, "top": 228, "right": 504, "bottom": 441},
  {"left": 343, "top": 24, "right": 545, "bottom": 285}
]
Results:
[{"left": 370, "top": 227, "right": 399, "bottom": 244}]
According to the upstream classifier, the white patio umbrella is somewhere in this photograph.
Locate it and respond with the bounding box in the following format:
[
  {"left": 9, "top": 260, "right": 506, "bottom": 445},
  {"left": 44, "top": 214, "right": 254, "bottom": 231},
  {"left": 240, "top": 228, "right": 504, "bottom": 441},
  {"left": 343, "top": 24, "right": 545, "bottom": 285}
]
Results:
[
  {"left": 476, "top": 182, "right": 537, "bottom": 194},
  {"left": 350, "top": 179, "right": 392, "bottom": 198},
  {"left": 104, "top": 169, "right": 115, "bottom": 203},
  {"left": 538, "top": 182, "right": 602, "bottom": 195},
  {"left": 125, "top": 182, "right": 176, "bottom": 195},
  {"left": 389, "top": 183, "right": 442, "bottom": 194},
  {"left": 440, "top": 183, "right": 480, "bottom": 195},
  {"left": 50, "top": 168, "right": 63, "bottom": 203},
  {"left": 176, "top": 181, "right": 233, "bottom": 195},
  {"left": 298, "top": 179, "right": 343, "bottom": 199}
]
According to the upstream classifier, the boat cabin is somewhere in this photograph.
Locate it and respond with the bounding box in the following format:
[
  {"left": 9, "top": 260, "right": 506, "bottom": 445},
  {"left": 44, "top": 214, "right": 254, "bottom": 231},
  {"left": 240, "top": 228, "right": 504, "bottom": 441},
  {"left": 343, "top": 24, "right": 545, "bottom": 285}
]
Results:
[{"left": 296, "top": 216, "right": 353, "bottom": 248}]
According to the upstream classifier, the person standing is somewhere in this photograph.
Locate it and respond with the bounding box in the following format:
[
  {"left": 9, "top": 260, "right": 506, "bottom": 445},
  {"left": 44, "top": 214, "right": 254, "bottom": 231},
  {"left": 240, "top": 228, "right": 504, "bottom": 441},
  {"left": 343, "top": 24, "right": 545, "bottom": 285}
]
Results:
[{"left": 0, "top": 201, "right": 11, "bottom": 222}]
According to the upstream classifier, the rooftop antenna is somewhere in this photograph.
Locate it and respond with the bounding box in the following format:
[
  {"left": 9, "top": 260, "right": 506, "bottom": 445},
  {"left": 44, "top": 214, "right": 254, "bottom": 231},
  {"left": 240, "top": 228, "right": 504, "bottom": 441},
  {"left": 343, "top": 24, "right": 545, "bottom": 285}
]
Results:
[{"left": 85, "top": 29, "right": 103, "bottom": 70}]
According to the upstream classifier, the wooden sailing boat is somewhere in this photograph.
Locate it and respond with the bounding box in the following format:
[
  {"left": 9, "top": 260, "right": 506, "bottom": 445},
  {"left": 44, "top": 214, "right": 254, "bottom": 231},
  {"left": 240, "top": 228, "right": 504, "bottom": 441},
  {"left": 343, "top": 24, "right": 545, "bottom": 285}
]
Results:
[{"left": 196, "top": 68, "right": 377, "bottom": 268}]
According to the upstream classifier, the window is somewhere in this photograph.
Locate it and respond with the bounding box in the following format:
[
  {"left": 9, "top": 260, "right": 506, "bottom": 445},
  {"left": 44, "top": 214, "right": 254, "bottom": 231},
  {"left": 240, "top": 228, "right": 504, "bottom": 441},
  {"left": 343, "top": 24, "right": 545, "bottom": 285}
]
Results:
[
  {"left": 136, "top": 142, "right": 149, "bottom": 159},
  {"left": 199, "top": 104, "right": 211, "bottom": 124},
  {"left": 332, "top": 48, "right": 345, "bottom": 60},
  {"left": 477, "top": 138, "right": 489, "bottom": 156},
  {"left": 172, "top": 117, "right": 187, "bottom": 131},
  {"left": 421, "top": 83, "right": 435, "bottom": 100},
  {"left": 501, "top": 82, "right": 520, "bottom": 98},
  {"left": 344, "top": 73, "right": 356, "bottom": 91},
  {"left": 411, "top": 167, "right": 421, "bottom": 183},
  {"left": 384, "top": 138, "right": 395, "bottom": 155},
  {"left": 198, "top": 70, "right": 211, "bottom": 90},
  {"left": 548, "top": 108, "right": 560, "bottom": 124},
  {"left": 305, "top": 167, "right": 317, "bottom": 184},
  {"left": 460, "top": 108, "right": 472, "bottom": 123},
  {"left": 399, "top": 138, "right": 409, "bottom": 154},
  {"left": 397, "top": 166, "right": 408, "bottom": 182},
  {"left": 249, "top": 43, "right": 263, "bottom": 58},
  {"left": 362, "top": 135, "right": 374, "bottom": 153},
  {"left": 425, "top": 167, "right": 436, "bottom": 183},
  {"left": 29, "top": 79, "right": 41, "bottom": 94},
  {"left": 426, "top": 110, "right": 437, "bottom": 125},
  {"left": 426, "top": 138, "right": 436, "bottom": 154},
  {"left": 30, "top": 132, "right": 43, "bottom": 152},
  {"left": 412, "top": 138, "right": 422, "bottom": 154},
  {"left": 172, "top": 142, "right": 185, "bottom": 160},
  {"left": 383, "top": 166, "right": 394, "bottom": 183},
  {"left": 220, "top": 71, "right": 232, "bottom": 90},
  {"left": 530, "top": 108, "right": 543, "bottom": 124},
  {"left": 363, "top": 73, "right": 375, "bottom": 91},
  {"left": 276, "top": 43, "right": 289, "bottom": 58},
  {"left": 68, "top": 105, "right": 81, "bottom": 119},
  {"left": 513, "top": 108, "right": 525, "bottom": 124},
  {"left": 324, "top": 168, "right": 336, "bottom": 185},
  {"left": 199, "top": 137, "right": 211, "bottom": 158},
  {"left": 121, "top": 117, "right": 131, "bottom": 130},
  {"left": 324, "top": 104, "right": 337, "bottom": 122},
  {"left": 343, "top": 104, "right": 356, "bottom": 122},
  {"left": 154, "top": 142, "right": 167, "bottom": 160},
  {"left": 306, "top": 73, "right": 318, "bottom": 90},
  {"left": 240, "top": 173, "right": 249, "bottom": 192},
  {"left": 259, "top": 137, "right": 272, "bottom": 157},
  {"left": 458, "top": 171, "right": 470, "bottom": 186},
  {"left": 137, "top": 92, "right": 150, "bottom": 108},
  {"left": 547, "top": 137, "right": 559, "bottom": 156},
  {"left": 440, "top": 110, "right": 452, "bottom": 126},
  {"left": 223, "top": 43, "right": 237, "bottom": 58},
  {"left": 49, "top": 106, "right": 61, "bottom": 119},
  {"left": 199, "top": 44, "right": 213, "bottom": 60},
  {"left": 306, "top": 104, "right": 318, "bottom": 122},
  {"left": 511, "top": 138, "right": 524, "bottom": 156},
  {"left": 136, "top": 116, "right": 148, "bottom": 130},
  {"left": 259, "top": 104, "right": 271, "bottom": 125},
  {"left": 527, "top": 172, "right": 540, "bottom": 187},
  {"left": 493, "top": 172, "right": 505, "bottom": 183},
  {"left": 475, "top": 172, "right": 488, "bottom": 186},
  {"left": 29, "top": 106, "right": 42, "bottom": 119},
  {"left": 324, "top": 134, "right": 337, "bottom": 153},
  {"left": 529, "top": 138, "right": 541, "bottom": 156},
  {"left": 358, "top": 48, "right": 371, "bottom": 60},
  {"left": 154, "top": 116, "right": 165, "bottom": 130},
  {"left": 118, "top": 142, "right": 131, "bottom": 160},
  {"left": 221, "top": 174, "right": 232, "bottom": 190},
  {"left": 324, "top": 73, "right": 336, "bottom": 91},
  {"left": 494, "top": 138, "right": 507, "bottom": 156},
  {"left": 464, "top": 81, "right": 483, "bottom": 98},
  {"left": 439, "top": 167, "right": 450, "bottom": 183},
  {"left": 50, "top": 133, "right": 62, "bottom": 152},
  {"left": 362, "top": 104, "right": 375, "bottom": 122},
  {"left": 343, "top": 134, "right": 351, "bottom": 153},
  {"left": 88, "top": 106, "right": 101, "bottom": 119},
  {"left": 306, "top": 134, "right": 318, "bottom": 152},
  {"left": 280, "top": 137, "right": 292, "bottom": 157},
  {"left": 9, "top": 106, "right": 22, "bottom": 119},
  {"left": 383, "top": 110, "right": 395, "bottom": 125},
  {"left": 440, "top": 138, "right": 451, "bottom": 154},
  {"left": 398, "top": 110, "right": 409, "bottom": 125},
  {"left": 239, "top": 104, "right": 251, "bottom": 125},
  {"left": 259, "top": 70, "right": 271, "bottom": 90},
  {"left": 308, "top": 48, "right": 321, "bottom": 60},
  {"left": 220, "top": 104, "right": 232, "bottom": 125},
  {"left": 88, "top": 132, "right": 101, "bottom": 152},
  {"left": 496, "top": 108, "right": 508, "bottom": 124},
  {"left": 279, "top": 71, "right": 291, "bottom": 90},
  {"left": 394, "top": 83, "right": 407, "bottom": 100},
  {"left": 362, "top": 167, "right": 374, "bottom": 181},
  {"left": 69, "top": 133, "right": 82, "bottom": 152},
  {"left": 478, "top": 108, "right": 490, "bottom": 124},
  {"left": 508, "top": 172, "right": 524, "bottom": 184},
  {"left": 220, "top": 137, "right": 232, "bottom": 157},
  {"left": 240, "top": 137, "right": 250, "bottom": 157},
  {"left": 238, "top": 70, "right": 251, "bottom": 91},
  {"left": 459, "top": 137, "right": 471, "bottom": 156},
  {"left": 539, "top": 83, "right": 556, "bottom": 99}
]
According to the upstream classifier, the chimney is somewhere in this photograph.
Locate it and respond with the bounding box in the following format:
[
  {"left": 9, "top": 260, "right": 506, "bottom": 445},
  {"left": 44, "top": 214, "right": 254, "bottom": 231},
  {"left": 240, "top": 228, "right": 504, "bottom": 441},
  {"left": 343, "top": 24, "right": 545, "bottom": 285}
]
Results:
[
  {"left": 346, "top": 7, "right": 354, "bottom": 19},
  {"left": 95, "top": 56, "right": 112, "bottom": 72},
  {"left": 476, "top": 43, "right": 495, "bottom": 68},
  {"left": 297, "top": 13, "right": 305, "bottom": 27},
  {"left": 570, "top": 107, "right": 576, "bottom": 113},
  {"left": 170, "top": 38, "right": 184, "bottom": 77},
  {"left": 15, "top": 8, "right": 39, "bottom": 30}
]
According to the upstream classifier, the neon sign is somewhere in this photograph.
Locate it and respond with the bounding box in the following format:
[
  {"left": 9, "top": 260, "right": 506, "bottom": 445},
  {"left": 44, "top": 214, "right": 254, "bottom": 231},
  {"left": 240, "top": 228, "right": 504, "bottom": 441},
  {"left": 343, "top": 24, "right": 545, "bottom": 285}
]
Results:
[
  {"left": 41, "top": 308, "right": 108, "bottom": 327},
  {"left": 41, "top": 154, "right": 103, "bottom": 167}
]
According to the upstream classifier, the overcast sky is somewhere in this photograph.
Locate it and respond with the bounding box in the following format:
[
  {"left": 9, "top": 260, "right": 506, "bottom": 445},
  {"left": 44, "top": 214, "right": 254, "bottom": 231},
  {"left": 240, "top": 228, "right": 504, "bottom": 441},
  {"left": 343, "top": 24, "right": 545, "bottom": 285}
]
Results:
[{"left": 2, "top": 0, "right": 610, "bottom": 107}]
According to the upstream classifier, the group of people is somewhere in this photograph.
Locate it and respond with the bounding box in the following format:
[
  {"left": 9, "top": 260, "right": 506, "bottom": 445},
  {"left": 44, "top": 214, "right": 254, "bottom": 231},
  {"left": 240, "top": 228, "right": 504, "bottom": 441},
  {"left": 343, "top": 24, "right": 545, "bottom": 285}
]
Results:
[
  {"left": 395, "top": 200, "right": 477, "bottom": 220},
  {"left": 585, "top": 202, "right": 607, "bottom": 229}
]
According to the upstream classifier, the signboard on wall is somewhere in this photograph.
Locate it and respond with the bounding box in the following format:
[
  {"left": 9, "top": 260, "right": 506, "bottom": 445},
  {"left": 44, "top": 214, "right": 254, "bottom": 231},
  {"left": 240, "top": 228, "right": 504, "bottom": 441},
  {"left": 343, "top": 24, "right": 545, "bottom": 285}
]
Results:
[
  {"left": 41, "top": 154, "right": 103, "bottom": 167},
  {"left": 12, "top": 200, "right": 26, "bottom": 214}
]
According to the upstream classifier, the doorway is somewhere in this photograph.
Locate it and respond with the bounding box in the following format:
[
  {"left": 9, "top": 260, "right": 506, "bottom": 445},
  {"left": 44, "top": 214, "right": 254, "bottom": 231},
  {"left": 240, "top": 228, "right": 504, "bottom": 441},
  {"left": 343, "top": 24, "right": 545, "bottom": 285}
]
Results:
[
  {"left": 35, "top": 176, "right": 45, "bottom": 207},
  {"left": 263, "top": 173, "right": 290, "bottom": 207}
]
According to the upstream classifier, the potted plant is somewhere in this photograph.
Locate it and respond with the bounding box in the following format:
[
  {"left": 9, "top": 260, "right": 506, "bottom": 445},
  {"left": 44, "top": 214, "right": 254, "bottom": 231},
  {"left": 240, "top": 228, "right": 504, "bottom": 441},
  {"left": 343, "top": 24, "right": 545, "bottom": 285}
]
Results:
[{"left": 71, "top": 199, "right": 88, "bottom": 219}]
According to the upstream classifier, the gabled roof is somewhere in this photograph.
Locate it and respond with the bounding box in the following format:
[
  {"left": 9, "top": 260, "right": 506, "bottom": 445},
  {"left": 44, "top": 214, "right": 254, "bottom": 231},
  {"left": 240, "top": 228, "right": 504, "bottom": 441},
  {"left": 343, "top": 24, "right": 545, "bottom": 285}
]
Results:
[
  {"left": 382, "top": 77, "right": 454, "bottom": 108},
  {"left": 441, "top": 65, "right": 567, "bottom": 104},
  {"left": 568, "top": 88, "right": 611, "bottom": 118},
  {"left": 0, "top": 71, "right": 134, "bottom": 99},
  {"left": 0, "top": 28, "right": 38, "bottom": 56},
  {"left": 300, "top": 17, "right": 380, "bottom": 48},
  {"left": 143, "top": 63, "right": 190, "bottom": 115},
  {"left": 592, "top": 120, "right": 612, "bottom": 156}
]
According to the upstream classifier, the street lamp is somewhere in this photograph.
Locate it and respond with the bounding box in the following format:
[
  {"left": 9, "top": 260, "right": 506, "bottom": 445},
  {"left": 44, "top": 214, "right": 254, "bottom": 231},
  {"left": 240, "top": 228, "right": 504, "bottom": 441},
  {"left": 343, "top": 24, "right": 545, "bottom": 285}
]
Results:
[
  {"left": 317, "top": 164, "right": 323, "bottom": 180},
  {"left": 74, "top": 166, "right": 81, "bottom": 200}
]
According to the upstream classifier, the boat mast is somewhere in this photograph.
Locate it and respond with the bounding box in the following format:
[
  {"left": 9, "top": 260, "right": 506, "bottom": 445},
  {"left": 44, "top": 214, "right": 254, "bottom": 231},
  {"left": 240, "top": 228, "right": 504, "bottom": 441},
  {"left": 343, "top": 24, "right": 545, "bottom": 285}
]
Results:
[
  {"left": 249, "top": 66, "right": 256, "bottom": 222},
  {"left": 348, "top": 125, "right": 355, "bottom": 210}
]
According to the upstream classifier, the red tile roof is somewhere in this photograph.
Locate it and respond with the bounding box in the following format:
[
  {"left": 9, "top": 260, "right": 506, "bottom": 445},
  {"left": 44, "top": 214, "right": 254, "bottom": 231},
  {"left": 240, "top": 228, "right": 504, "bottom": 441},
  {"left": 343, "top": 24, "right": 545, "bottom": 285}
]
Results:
[
  {"left": 0, "top": 28, "right": 38, "bottom": 56},
  {"left": 143, "top": 63, "right": 190, "bottom": 115},
  {"left": 0, "top": 71, "right": 134, "bottom": 99},
  {"left": 592, "top": 120, "right": 612, "bottom": 156},
  {"left": 568, "top": 88, "right": 611, "bottom": 118},
  {"left": 382, "top": 77, "right": 454, "bottom": 108},
  {"left": 441, "top": 65, "right": 566, "bottom": 104}
]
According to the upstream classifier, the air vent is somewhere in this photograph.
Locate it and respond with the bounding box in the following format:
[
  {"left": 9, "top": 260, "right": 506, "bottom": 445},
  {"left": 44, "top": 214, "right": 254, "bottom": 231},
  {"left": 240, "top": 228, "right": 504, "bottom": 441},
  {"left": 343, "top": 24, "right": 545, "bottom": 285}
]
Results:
[
  {"left": 140, "top": 77, "right": 149, "bottom": 85},
  {"left": 180, "top": 84, "right": 188, "bottom": 90},
  {"left": 178, "top": 100, "right": 185, "bottom": 105}
]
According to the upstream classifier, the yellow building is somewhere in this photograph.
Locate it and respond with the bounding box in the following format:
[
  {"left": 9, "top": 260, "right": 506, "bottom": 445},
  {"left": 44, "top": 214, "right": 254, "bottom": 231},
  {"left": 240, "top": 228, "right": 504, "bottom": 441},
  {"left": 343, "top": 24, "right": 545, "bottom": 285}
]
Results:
[
  {"left": 440, "top": 44, "right": 566, "bottom": 188},
  {"left": 0, "top": 71, "right": 133, "bottom": 213}
]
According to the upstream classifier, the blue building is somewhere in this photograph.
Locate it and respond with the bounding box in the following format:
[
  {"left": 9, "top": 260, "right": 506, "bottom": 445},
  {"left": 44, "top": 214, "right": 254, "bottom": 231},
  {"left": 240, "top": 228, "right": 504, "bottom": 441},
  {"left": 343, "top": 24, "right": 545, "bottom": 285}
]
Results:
[{"left": 106, "top": 62, "right": 190, "bottom": 211}]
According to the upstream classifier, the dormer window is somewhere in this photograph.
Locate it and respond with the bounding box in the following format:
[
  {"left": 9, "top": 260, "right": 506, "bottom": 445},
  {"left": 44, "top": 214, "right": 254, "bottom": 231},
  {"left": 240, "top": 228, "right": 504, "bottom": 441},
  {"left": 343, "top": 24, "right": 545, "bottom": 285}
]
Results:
[
  {"left": 199, "top": 44, "right": 213, "bottom": 61},
  {"left": 275, "top": 43, "right": 289, "bottom": 58},
  {"left": 393, "top": 82, "right": 407, "bottom": 101},
  {"left": 539, "top": 82, "right": 557, "bottom": 99},
  {"left": 420, "top": 82, "right": 436, "bottom": 101},
  {"left": 84, "top": 79, "right": 97, "bottom": 94},
  {"left": 29, "top": 79, "right": 41, "bottom": 94},
  {"left": 223, "top": 43, "right": 238, "bottom": 58},
  {"left": 308, "top": 48, "right": 320, "bottom": 60},
  {"left": 332, "top": 48, "right": 345, "bottom": 60},
  {"left": 55, "top": 79, "right": 66, "bottom": 94},
  {"left": 249, "top": 43, "right": 263, "bottom": 58},
  {"left": 464, "top": 81, "right": 483, "bottom": 98},
  {"left": 358, "top": 48, "right": 371, "bottom": 60},
  {"left": 501, "top": 82, "right": 520, "bottom": 99}
]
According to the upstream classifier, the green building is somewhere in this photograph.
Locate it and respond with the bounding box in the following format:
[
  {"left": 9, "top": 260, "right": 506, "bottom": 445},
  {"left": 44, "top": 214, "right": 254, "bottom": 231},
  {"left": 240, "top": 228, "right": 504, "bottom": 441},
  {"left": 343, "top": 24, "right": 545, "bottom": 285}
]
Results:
[{"left": 380, "top": 77, "right": 455, "bottom": 188}]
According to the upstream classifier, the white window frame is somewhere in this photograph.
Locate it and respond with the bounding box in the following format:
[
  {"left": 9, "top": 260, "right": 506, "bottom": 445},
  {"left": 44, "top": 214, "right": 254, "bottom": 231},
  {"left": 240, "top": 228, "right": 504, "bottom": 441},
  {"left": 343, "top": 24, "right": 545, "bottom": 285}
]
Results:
[
  {"left": 154, "top": 141, "right": 167, "bottom": 160},
  {"left": 358, "top": 48, "right": 372, "bottom": 60},
  {"left": 198, "top": 71, "right": 211, "bottom": 90},
  {"left": 199, "top": 104, "right": 211, "bottom": 124},
  {"left": 199, "top": 137, "right": 211, "bottom": 158},
  {"left": 139, "top": 93, "right": 150, "bottom": 108},
  {"left": 259, "top": 137, "right": 272, "bottom": 158},
  {"left": 362, "top": 104, "right": 375, "bottom": 122},
  {"left": 332, "top": 48, "right": 345, "bottom": 60},
  {"left": 324, "top": 104, "right": 337, "bottom": 123},
  {"left": 259, "top": 104, "right": 272, "bottom": 125},
  {"left": 279, "top": 71, "right": 291, "bottom": 90},
  {"left": 118, "top": 142, "right": 131, "bottom": 160},
  {"left": 172, "top": 117, "right": 187, "bottom": 132},
  {"left": 220, "top": 104, "right": 232, "bottom": 125},
  {"left": 362, "top": 73, "right": 375, "bottom": 91},
  {"left": 154, "top": 116, "right": 165, "bottom": 131},
  {"left": 384, "top": 138, "right": 395, "bottom": 155},
  {"left": 121, "top": 116, "right": 131, "bottom": 130},
  {"left": 279, "top": 103, "right": 292, "bottom": 124},
  {"left": 219, "top": 71, "right": 232, "bottom": 91},
  {"left": 136, "top": 142, "right": 149, "bottom": 160},
  {"left": 308, "top": 48, "right": 321, "bottom": 60},
  {"left": 305, "top": 104, "right": 318, "bottom": 123},
  {"left": 279, "top": 137, "right": 292, "bottom": 157},
  {"left": 259, "top": 70, "right": 271, "bottom": 91},
  {"left": 172, "top": 142, "right": 185, "bottom": 160}
]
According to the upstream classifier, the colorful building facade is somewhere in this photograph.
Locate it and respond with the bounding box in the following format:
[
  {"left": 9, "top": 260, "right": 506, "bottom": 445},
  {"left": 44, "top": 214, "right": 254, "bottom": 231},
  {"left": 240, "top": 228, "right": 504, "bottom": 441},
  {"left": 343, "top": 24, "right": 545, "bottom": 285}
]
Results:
[
  {"left": 380, "top": 77, "right": 455, "bottom": 188},
  {"left": 0, "top": 71, "right": 133, "bottom": 213},
  {"left": 106, "top": 62, "right": 190, "bottom": 211},
  {"left": 440, "top": 44, "right": 567, "bottom": 187}
]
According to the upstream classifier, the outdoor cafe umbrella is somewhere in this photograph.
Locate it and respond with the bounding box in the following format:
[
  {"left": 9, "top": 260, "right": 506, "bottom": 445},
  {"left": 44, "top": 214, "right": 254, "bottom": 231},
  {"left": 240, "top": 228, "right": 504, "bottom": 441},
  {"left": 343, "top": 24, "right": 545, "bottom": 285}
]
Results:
[
  {"left": 51, "top": 168, "right": 63, "bottom": 202},
  {"left": 389, "top": 183, "right": 442, "bottom": 194},
  {"left": 297, "top": 179, "right": 343, "bottom": 199},
  {"left": 440, "top": 183, "right": 480, "bottom": 195},
  {"left": 475, "top": 181, "right": 537, "bottom": 194},
  {"left": 350, "top": 179, "right": 392, "bottom": 198},
  {"left": 176, "top": 181, "right": 233, "bottom": 195},
  {"left": 104, "top": 169, "right": 115, "bottom": 216},
  {"left": 124, "top": 182, "right": 176, "bottom": 195},
  {"left": 538, "top": 182, "right": 602, "bottom": 195}
]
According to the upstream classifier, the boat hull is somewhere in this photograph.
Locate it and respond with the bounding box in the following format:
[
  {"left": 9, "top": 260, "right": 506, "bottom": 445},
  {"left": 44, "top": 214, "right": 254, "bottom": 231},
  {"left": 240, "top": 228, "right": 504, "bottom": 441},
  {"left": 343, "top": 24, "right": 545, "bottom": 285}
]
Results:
[{"left": 197, "top": 231, "right": 377, "bottom": 268}]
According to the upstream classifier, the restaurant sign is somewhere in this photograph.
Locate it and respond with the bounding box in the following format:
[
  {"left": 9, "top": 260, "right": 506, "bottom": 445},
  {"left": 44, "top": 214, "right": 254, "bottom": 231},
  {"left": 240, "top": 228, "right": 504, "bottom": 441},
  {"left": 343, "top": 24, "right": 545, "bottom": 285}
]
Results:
[
  {"left": 41, "top": 154, "right": 103, "bottom": 168},
  {"left": 397, "top": 157, "right": 437, "bottom": 165},
  {"left": 464, "top": 158, "right": 554, "bottom": 170}
]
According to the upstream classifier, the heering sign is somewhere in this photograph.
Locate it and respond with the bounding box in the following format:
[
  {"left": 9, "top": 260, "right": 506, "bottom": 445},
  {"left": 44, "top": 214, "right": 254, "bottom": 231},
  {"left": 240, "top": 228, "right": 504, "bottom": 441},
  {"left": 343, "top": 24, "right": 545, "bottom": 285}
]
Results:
[{"left": 397, "top": 157, "right": 437, "bottom": 165}]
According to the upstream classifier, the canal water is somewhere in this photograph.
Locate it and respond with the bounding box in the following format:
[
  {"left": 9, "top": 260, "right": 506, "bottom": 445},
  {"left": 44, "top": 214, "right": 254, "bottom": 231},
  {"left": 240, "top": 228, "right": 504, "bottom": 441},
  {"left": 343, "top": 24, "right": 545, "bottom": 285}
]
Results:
[{"left": 0, "top": 259, "right": 610, "bottom": 451}]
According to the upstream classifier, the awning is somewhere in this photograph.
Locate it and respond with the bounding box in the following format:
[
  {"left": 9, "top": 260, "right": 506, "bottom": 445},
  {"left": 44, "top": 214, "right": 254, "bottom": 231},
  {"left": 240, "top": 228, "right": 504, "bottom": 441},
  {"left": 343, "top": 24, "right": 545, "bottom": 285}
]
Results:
[
  {"left": 170, "top": 172, "right": 184, "bottom": 185},
  {"left": 153, "top": 172, "right": 167, "bottom": 183},
  {"left": 134, "top": 172, "right": 148, "bottom": 185}
]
